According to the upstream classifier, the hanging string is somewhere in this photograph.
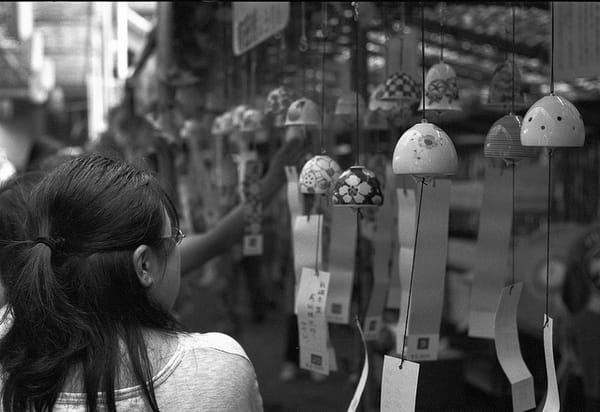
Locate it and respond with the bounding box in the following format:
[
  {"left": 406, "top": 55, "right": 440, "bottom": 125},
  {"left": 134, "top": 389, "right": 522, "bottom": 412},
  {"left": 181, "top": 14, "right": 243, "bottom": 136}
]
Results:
[
  {"left": 511, "top": 161, "right": 516, "bottom": 287},
  {"left": 550, "top": 1, "right": 554, "bottom": 94},
  {"left": 421, "top": 3, "right": 427, "bottom": 122},
  {"left": 544, "top": 149, "right": 553, "bottom": 327},
  {"left": 440, "top": 2, "right": 445, "bottom": 62},
  {"left": 314, "top": 196, "right": 322, "bottom": 275},
  {"left": 354, "top": 1, "right": 360, "bottom": 166},
  {"left": 300, "top": 2, "right": 308, "bottom": 93},
  {"left": 319, "top": 1, "right": 327, "bottom": 153},
  {"left": 511, "top": 3, "right": 516, "bottom": 114},
  {"left": 400, "top": 177, "right": 426, "bottom": 367}
]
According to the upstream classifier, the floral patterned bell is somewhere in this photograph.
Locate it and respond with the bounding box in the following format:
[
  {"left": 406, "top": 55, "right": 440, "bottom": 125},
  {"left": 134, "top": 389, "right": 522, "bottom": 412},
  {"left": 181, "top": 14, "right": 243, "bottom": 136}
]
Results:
[
  {"left": 211, "top": 115, "right": 226, "bottom": 137},
  {"left": 418, "top": 62, "right": 461, "bottom": 112},
  {"left": 220, "top": 111, "right": 234, "bottom": 135},
  {"left": 284, "top": 98, "right": 320, "bottom": 128},
  {"left": 332, "top": 166, "right": 384, "bottom": 207},
  {"left": 380, "top": 72, "right": 420, "bottom": 106},
  {"left": 487, "top": 60, "right": 526, "bottom": 110},
  {"left": 484, "top": 114, "right": 538, "bottom": 161},
  {"left": 232, "top": 105, "right": 250, "bottom": 130},
  {"left": 520, "top": 95, "right": 585, "bottom": 147},
  {"left": 265, "top": 86, "right": 296, "bottom": 128},
  {"left": 298, "top": 155, "right": 342, "bottom": 194},
  {"left": 392, "top": 121, "right": 458, "bottom": 177},
  {"left": 240, "top": 108, "right": 268, "bottom": 144}
]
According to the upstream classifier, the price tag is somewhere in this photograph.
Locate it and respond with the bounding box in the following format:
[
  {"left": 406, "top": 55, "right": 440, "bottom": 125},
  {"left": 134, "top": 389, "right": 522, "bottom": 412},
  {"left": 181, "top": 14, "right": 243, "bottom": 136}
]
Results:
[{"left": 297, "top": 267, "right": 330, "bottom": 375}]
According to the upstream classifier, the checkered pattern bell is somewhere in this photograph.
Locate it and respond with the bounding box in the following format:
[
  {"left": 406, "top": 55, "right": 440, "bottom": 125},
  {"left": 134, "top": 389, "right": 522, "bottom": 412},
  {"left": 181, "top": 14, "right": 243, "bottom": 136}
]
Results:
[{"left": 380, "top": 72, "right": 420, "bottom": 103}]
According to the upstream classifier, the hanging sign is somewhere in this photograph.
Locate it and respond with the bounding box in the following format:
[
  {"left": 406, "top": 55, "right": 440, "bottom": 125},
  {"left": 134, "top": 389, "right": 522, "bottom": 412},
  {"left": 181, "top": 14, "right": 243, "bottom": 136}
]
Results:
[
  {"left": 554, "top": 2, "right": 600, "bottom": 80},
  {"left": 494, "top": 283, "right": 536, "bottom": 412},
  {"left": 381, "top": 355, "right": 420, "bottom": 412},
  {"left": 326, "top": 207, "right": 357, "bottom": 324},
  {"left": 403, "top": 179, "right": 451, "bottom": 362},
  {"left": 297, "top": 267, "right": 331, "bottom": 375},
  {"left": 293, "top": 214, "right": 323, "bottom": 313},
  {"left": 469, "top": 163, "right": 513, "bottom": 338},
  {"left": 232, "top": 2, "right": 290, "bottom": 56}
]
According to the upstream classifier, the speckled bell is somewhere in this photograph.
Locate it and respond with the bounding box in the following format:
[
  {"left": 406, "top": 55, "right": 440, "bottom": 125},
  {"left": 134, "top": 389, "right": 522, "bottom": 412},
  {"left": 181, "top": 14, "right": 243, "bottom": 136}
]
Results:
[
  {"left": 363, "top": 109, "right": 389, "bottom": 131},
  {"left": 335, "top": 92, "right": 366, "bottom": 117},
  {"left": 392, "top": 121, "right": 458, "bottom": 177},
  {"left": 484, "top": 114, "right": 538, "bottom": 161},
  {"left": 332, "top": 165, "right": 384, "bottom": 207},
  {"left": 380, "top": 72, "right": 420, "bottom": 106},
  {"left": 265, "top": 86, "right": 296, "bottom": 128},
  {"left": 487, "top": 60, "right": 526, "bottom": 110},
  {"left": 520, "top": 94, "right": 585, "bottom": 147},
  {"left": 232, "top": 105, "right": 249, "bottom": 130},
  {"left": 418, "top": 62, "right": 461, "bottom": 112},
  {"left": 284, "top": 98, "right": 320, "bottom": 128},
  {"left": 369, "top": 83, "right": 398, "bottom": 113},
  {"left": 299, "top": 155, "right": 342, "bottom": 194}
]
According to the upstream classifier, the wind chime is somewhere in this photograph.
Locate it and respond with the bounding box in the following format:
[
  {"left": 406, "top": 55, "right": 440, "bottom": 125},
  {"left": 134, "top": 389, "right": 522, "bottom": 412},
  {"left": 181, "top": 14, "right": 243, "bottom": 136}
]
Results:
[
  {"left": 332, "top": 3, "right": 384, "bottom": 208},
  {"left": 392, "top": 2, "right": 458, "bottom": 363},
  {"left": 417, "top": 2, "right": 461, "bottom": 115},
  {"left": 519, "top": 3, "right": 584, "bottom": 408}
]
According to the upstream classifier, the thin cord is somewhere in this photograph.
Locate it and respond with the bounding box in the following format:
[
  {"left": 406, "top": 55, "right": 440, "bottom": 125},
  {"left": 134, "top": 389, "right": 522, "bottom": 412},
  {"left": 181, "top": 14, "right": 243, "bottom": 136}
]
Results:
[
  {"left": 511, "top": 3, "right": 516, "bottom": 114},
  {"left": 300, "top": 2, "right": 307, "bottom": 92},
  {"left": 354, "top": 2, "right": 360, "bottom": 165},
  {"left": 400, "top": 178, "right": 425, "bottom": 366},
  {"left": 440, "top": 2, "right": 445, "bottom": 62},
  {"left": 545, "top": 149, "right": 553, "bottom": 326},
  {"left": 421, "top": 3, "right": 427, "bottom": 122},
  {"left": 320, "top": 1, "right": 327, "bottom": 152},
  {"left": 550, "top": 1, "right": 554, "bottom": 94},
  {"left": 511, "top": 161, "right": 516, "bottom": 286},
  {"left": 314, "top": 196, "right": 322, "bottom": 274}
]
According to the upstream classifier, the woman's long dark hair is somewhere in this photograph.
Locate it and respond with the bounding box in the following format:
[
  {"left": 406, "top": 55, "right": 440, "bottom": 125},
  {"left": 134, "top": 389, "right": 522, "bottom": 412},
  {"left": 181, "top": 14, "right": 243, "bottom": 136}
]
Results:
[{"left": 0, "top": 153, "right": 180, "bottom": 412}]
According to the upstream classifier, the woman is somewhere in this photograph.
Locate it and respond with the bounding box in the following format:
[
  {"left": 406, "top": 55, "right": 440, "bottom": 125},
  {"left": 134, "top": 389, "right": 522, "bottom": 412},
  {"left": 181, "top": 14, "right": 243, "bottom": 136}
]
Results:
[{"left": 0, "top": 153, "right": 263, "bottom": 411}]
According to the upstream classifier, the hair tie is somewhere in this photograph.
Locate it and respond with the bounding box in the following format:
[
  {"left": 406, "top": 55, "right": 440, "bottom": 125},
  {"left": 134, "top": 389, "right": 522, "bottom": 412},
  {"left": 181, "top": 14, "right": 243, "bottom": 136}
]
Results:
[{"left": 35, "top": 237, "right": 56, "bottom": 251}]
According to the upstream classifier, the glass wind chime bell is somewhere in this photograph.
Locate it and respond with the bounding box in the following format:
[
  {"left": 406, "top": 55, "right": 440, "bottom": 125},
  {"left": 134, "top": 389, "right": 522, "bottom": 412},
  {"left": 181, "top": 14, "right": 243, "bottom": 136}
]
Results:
[
  {"left": 487, "top": 60, "right": 527, "bottom": 111},
  {"left": 284, "top": 97, "right": 320, "bottom": 128},
  {"left": 265, "top": 86, "right": 297, "bottom": 128},
  {"left": 394, "top": 3, "right": 458, "bottom": 178},
  {"left": 332, "top": 2, "right": 384, "bottom": 208},
  {"left": 298, "top": 6, "right": 341, "bottom": 196}
]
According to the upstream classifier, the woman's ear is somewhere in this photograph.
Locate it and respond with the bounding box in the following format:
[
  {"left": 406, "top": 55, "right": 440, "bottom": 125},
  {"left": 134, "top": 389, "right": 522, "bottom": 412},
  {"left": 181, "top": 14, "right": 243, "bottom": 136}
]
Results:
[{"left": 133, "top": 245, "right": 154, "bottom": 287}]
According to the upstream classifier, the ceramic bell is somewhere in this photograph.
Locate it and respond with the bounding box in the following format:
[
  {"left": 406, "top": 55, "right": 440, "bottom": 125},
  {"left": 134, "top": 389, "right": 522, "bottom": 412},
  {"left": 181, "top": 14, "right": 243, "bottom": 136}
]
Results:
[
  {"left": 392, "top": 121, "right": 458, "bottom": 176},
  {"left": 299, "top": 155, "right": 342, "bottom": 194},
  {"left": 484, "top": 114, "right": 538, "bottom": 161},
  {"left": 369, "top": 83, "right": 398, "bottom": 113},
  {"left": 232, "top": 104, "right": 249, "bottom": 130},
  {"left": 335, "top": 92, "right": 366, "bottom": 116},
  {"left": 520, "top": 95, "right": 585, "bottom": 147},
  {"left": 380, "top": 72, "right": 420, "bottom": 106},
  {"left": 363, "top": 109, "right": 389, "bottom": 131},
  {"left": 418, "top": 62, "right": 461, "bottom": 112},
  {"left": 240, "top": 109, "right": 264, "bottom": 133},
  {"left": 487, "top": 60, "right": 526, "bottom": 110},
  {"left": 284, "top": 98, "right": 320, "bottom": 128},
  {"left": 332, "top": 165, "right": 384, "bottom": 207},
  {"left": 265, "top": 86, "right": 296, "bottom": 128}
]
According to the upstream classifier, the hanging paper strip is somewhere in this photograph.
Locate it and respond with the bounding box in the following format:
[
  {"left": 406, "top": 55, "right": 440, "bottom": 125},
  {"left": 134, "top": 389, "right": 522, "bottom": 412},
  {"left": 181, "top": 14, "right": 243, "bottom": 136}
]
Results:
[
  {"left": 285, "top": 166, "right": 304, "bottom": 224},
  {"left": 494, "top": 283, "right": 536, "bottom": 412},
  {"left": 326, "top": 207, "right": 357, "bottom": 324},
  {"left": 542, "top": 315, "right": 560, "bottom": 412},
  {"left": 404, "top": 179, "right": 451, "bottom": 361},
  {"left": 395, "top": 185, "right": 417, "bottom": 353},
  {"left": 347, "top": 319, "right": 369, "bottom": 412},
  {"left": 381, "top": 355, "right": 420, "bottom": 412},
  {"left": 293, "top": 215, "right": 323, "bottom": 313},
  {"left": 363, "top": 164, "right": 396, "bottom": 340},
  {"left": 297, "top": 267, "right": 331, "bottom": 375},
  {"left": 241, "top": 158, "right": 264, "bottom": 255},
  {"left": 469, "top": 163, "right": 513, "bottom": 338}
]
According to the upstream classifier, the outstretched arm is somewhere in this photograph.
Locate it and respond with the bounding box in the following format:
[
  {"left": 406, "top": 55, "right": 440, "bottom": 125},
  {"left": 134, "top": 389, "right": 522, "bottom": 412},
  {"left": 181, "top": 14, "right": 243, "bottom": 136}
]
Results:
[{"left": 179, "top": 136, "right": 306, "bottom": 275}]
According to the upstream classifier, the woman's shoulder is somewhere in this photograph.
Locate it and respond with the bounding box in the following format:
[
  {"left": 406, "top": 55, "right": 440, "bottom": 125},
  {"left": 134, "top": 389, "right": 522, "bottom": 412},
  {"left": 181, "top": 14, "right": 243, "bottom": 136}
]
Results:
[{"left": 177, "top": 331, "right": 250, "bottom": 360}]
